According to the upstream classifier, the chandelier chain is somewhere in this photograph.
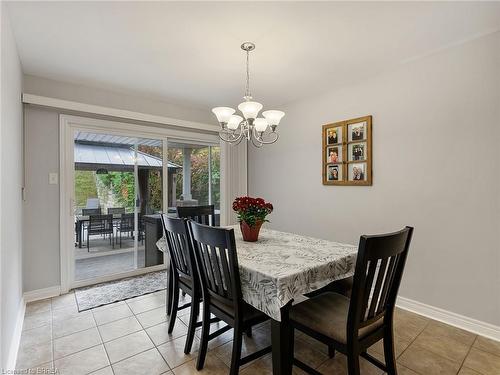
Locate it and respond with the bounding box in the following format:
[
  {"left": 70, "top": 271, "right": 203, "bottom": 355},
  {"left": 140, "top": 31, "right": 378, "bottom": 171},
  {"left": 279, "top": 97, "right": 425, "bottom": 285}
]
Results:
[{"left": 245, "top": 49, "right": 251, "bottom": 99}]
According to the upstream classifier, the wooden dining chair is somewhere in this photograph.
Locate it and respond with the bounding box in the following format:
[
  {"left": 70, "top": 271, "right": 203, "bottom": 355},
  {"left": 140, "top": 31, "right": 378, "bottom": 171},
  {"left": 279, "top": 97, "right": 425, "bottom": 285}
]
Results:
[
  {"left": 188, "top": 221, "right": 271, "bottom": 375},
  {"left": 160, "top": 215, "right": 203, "bottom": 354},
  {"left": 177, "top": 205, "right": 215, "bottom": 226},
  {"left": 161, "top": 215, "right": 220, "bottom": 353},
  {"left": 289, "top": 227, "right": 414, "bottom": 375}
]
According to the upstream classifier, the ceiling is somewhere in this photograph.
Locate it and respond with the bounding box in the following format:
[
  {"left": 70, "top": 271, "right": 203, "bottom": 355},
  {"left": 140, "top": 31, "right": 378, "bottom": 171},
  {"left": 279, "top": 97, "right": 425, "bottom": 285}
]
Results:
[{"left": 6, "top": 2, "right": 500, "bottom": 111}]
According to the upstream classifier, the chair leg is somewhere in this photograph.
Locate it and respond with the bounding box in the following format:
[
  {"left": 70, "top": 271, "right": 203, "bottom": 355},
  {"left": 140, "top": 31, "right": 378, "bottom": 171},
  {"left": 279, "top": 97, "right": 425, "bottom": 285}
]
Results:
[
  {"left": 168, "top": 280, "right": 179, "bottom": 333},
  {"left": 229, "top": 326, "right": 243, "bottom": 375},
  {"left": 87, "top": 231, "right": 90, "bottom": 252},
  {"left": 347, "top": 353, "right": 361, "bottom": 375},
  {"left": 184, "top": 297, "right": 199, "bottom": 354},
  {"left": 383, "top": 327, "right": 398, "bottom": 375},
  {"left": 328, "top": 344, "right": 335, "bottom": 358},
  {"left": 166, "top": 266, "right": 173, "bottom": 316},
  {"left": 245, "top": 327, "right": 252, "bottom": 337},
  {"left": 196, "top": 302, "right": 211, "bottom": 371}
]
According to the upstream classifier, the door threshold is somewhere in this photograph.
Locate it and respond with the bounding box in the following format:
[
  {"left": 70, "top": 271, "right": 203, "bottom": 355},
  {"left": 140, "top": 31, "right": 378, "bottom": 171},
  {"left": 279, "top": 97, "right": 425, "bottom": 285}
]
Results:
[{"left": 70, "top": 264, "right": 166, "bottom": 290}]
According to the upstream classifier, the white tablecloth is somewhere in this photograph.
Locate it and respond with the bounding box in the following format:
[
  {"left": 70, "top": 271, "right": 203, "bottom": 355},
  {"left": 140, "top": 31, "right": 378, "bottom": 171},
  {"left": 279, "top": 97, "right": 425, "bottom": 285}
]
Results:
[{"left": 157, "top": 225, "right": 357, "bottom": 321}]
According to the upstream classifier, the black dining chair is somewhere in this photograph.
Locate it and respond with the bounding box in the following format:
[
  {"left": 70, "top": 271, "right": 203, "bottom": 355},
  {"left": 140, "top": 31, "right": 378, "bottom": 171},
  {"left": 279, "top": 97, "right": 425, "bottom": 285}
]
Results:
[
  {"left": 87, "top": 214, "right": 114, "bottom": 251},
  {"left": 160, "top": 215, "right": 219, "bottom": 354},
  {"left": 188, "top": 221, "right": 271, "bottom": 375},
  {"left": 81, "top": 208, "right": 102, "bottom": 241},
  {"left": 289, "top": 227, "right": 414, "bottom": 375},
  {"left": 117, "top": 213, "right": 134, "bottom": 248},
  {"left": 177, "top": 205, "right": 216, "bottom": 226}
]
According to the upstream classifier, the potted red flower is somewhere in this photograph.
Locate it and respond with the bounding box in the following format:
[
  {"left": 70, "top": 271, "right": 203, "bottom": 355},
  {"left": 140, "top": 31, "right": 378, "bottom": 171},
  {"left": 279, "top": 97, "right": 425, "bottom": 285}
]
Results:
[{"left": 232, "top": 196, "right": 273, "bottom": 242}]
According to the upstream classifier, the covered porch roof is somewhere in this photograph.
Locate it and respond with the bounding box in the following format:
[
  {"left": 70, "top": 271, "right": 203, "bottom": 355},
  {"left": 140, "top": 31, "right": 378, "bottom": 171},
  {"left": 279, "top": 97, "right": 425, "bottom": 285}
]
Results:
[{"left": 74, "top": 142, "right": 181, "bottom": 172}]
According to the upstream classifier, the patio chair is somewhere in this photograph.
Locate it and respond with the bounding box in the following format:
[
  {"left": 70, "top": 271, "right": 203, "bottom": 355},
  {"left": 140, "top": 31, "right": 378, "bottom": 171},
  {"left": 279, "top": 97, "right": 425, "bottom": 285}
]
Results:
[
  {"left": 87, "top": 214, "right": 114, "bottom": 252},
  {"left": 117, "top": 213, "right": 135, "bottom": 248},
  {"left": 80, "top": 208, "right": 102, "bottom": 243}
]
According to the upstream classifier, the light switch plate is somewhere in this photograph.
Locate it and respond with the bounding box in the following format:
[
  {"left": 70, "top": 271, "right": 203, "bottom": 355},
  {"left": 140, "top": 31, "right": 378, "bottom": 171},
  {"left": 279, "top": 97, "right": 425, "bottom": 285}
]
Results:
[{"left": 49, "top": 172, "right": 58, "bottom": 185}]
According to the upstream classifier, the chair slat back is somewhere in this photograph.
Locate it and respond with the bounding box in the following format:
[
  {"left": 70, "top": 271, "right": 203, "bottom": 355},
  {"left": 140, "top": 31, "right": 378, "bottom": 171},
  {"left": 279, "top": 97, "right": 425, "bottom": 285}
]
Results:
[
  {"left": 88, "top": 214, "right": 113, "bottom": 233},
  {"left": 108, "top": 207, "right": 126, "bottom": 214},
  {"left": 177, "top": 205, "right": 215, "bottom": 226},
  {"left": 161, "top": 215, "right": 196, "bottom": 281},
  {"left": 188, "top": 221, "right": 241, "bottom": 315},
  {"left": 83, "top": 208, "right": 101, "bottom": 216},
  {"left": 348, "top": 227, "right": 414, "bottom": 331},
  {"left": 119, "top": 213, "right": 135, "bottom": 231}
]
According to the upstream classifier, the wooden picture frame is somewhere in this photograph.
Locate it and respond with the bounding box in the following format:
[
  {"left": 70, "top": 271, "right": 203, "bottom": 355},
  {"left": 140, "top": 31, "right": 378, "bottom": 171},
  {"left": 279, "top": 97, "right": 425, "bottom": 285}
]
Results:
[{"left": 322, "top": 115, "right": 372, "bottom": 186}]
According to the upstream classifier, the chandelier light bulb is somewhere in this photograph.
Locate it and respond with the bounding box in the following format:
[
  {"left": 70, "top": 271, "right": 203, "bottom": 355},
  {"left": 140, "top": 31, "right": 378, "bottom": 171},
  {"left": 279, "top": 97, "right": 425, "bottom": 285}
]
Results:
[
  {"left": 238, "top": 101, "right": 263, "bottom": 120},
  {"left": 212, "top": 107, "right": 235, "bottom": 124},
  {"left": 227, "top": 115, "right": 243, "bottom": 130},
  {"left": 262, "top": 110, "right": 285, "bottom": 126},
  {"left": 254, "top": 118, "right": 268, "bottom": 132}
]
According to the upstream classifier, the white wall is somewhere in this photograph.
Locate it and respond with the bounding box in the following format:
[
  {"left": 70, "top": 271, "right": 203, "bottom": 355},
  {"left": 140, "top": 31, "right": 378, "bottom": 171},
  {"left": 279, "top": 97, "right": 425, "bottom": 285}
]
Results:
[
  {"left": 249, "top": 32, "right": 500, "bottom": 326},
  {"left": 1, "top": 4, "right": 24, "bottom": 368},
  {"left": 24, "top": 75, "right": 213, "bottom": 124}
]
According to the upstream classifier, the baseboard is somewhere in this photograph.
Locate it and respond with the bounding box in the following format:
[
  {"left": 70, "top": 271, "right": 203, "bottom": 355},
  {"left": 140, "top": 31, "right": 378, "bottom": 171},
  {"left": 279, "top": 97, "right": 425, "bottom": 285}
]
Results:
[
  {"left": 6, "top": 297, "right": 26, "bottom": 370},
  {"left": 23, "top": 285, "right": 61, "bottom": 303},
  {"left": 397, "top": 296, "right": 500, "bottom": 342}
]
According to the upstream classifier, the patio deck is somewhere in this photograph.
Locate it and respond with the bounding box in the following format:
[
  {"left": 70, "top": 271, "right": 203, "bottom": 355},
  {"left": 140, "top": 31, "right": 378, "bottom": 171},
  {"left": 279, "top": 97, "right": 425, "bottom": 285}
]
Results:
[{"left": 75, "top": 237, "right": 146, "bottom": 281}]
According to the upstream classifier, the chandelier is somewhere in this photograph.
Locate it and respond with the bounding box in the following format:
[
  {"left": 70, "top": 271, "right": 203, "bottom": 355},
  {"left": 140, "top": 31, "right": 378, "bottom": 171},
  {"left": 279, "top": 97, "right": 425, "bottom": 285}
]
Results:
[{"left": 211, "top": 42, "right": 285, "bottom": 147}]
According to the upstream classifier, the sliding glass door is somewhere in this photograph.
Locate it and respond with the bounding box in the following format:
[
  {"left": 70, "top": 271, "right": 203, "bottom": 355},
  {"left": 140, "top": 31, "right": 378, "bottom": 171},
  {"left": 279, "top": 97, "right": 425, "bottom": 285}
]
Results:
[
  {"left": 166, "top": 141, "right": 220, "bottom": 224},
  {"left": 73, "top": 132, "right": 165, "bottom": 282},
  {"left": 61, "top": 115, "right": 224, "bottom": 291}
]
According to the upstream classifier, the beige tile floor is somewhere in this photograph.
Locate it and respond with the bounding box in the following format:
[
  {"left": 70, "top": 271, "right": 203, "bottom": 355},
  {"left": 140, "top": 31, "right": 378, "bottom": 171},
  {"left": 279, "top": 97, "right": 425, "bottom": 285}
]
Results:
[{"left": 17, "top": 291, "right": 500, "bottom": 375}]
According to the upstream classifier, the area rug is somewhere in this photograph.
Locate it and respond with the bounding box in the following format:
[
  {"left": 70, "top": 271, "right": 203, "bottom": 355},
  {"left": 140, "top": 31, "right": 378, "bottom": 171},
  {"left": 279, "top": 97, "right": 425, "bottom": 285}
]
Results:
[{"left": 75, "top": 270, "right": 167, "bottom": 311}]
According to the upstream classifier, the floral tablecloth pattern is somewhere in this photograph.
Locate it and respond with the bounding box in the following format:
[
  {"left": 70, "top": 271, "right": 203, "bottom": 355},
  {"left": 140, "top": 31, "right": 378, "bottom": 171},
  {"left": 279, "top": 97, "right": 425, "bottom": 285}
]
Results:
[{"left": 157, "top": 226, "right": 357, "bottom": 321}]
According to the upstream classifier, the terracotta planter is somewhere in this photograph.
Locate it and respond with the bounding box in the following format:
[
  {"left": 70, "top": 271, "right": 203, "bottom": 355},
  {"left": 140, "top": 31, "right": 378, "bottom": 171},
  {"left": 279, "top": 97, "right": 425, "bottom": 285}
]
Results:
[{"left": 240, "top": 220, "right": 263, "bottom": 242}]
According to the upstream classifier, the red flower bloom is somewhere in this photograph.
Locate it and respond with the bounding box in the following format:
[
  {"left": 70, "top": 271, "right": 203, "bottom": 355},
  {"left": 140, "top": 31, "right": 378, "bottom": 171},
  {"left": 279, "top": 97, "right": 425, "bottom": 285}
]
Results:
[{"left": 232, "top": 196, "right": 273, "bottom": 227}]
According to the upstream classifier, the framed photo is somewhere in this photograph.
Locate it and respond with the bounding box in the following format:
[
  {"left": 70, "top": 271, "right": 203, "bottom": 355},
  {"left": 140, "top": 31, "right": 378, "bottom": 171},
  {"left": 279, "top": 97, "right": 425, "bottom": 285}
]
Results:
[
  {"left": 348, "top": 142, "right": 366, "bottom": 161},
  {"left": 326, "top": 126, "right": 342, "bottom": 145},
  {"left": 326, "top": 146, "right": 342, "bottom": 163},
  {"left": 326, "top": 164, "right": 342, "bottom": 181},
  {"left": 348, "top": 122, "right": 366, "bottom": 142},
  {"left": 348, "top": 163, "right": 367, "bottom": 181},
  {"left": 322, "top": 116, "right": 372, "bottom": 186}
]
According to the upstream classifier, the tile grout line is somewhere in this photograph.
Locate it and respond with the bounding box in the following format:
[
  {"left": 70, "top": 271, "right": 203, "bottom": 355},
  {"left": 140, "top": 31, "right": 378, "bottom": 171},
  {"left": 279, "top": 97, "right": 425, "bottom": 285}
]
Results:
[
  {"left": 456, "top": 337, "right": 476, "bottom": 375},
  {"left": 398, "top": 318, "right": 480, "bottom": 375},
  {"left": 130, "top": 298, "right": 174, "bottom": 372},
  {"left": 395, "top": 318, "right": 430, "bottom": 361},
  {"left": 91, "top": 305, "right": 115, "bottom": 375}
]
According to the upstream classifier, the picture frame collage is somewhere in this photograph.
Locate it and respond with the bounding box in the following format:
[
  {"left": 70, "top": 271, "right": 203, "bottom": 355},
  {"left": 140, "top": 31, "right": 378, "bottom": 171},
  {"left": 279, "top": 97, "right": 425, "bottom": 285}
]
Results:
[{"left": 322, "top": 115, "right": 372, "bottom": 186}]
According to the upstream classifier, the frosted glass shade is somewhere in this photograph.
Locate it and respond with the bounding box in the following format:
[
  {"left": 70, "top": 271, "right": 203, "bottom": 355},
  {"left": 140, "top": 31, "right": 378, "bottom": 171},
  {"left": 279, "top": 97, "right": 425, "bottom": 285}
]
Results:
[
  {"left": 254, "top": 118, "right": 268, "bottom": 132},
  {"left": 238, "top": 101, "right": 263, "bottom": 120},
  {"left": 212, "top": 107, "right": 235, "bottom": 124},
  {"left": 262, "top": 110, "right": 285, "bottom": 126},
  {"left": 227, "top": 115, "right": 243, "bottom": 130}
]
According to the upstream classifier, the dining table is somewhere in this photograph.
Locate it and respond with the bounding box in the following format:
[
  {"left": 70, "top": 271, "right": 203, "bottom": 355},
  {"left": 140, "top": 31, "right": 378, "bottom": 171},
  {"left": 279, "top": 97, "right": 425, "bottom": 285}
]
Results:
[{"left": 157, "top": 225, "right": 358, "bottom": 375}]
